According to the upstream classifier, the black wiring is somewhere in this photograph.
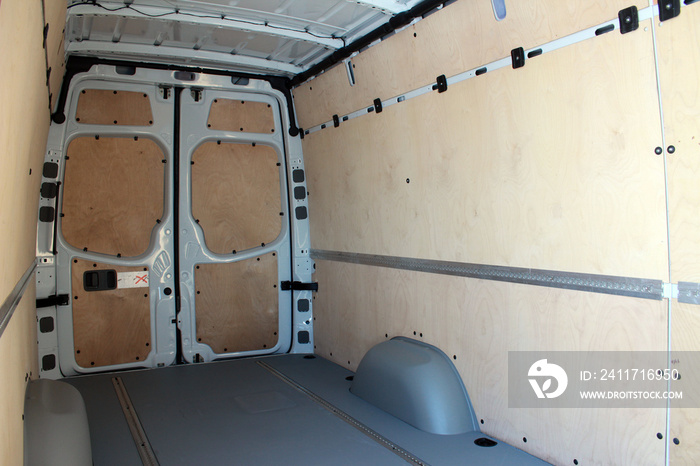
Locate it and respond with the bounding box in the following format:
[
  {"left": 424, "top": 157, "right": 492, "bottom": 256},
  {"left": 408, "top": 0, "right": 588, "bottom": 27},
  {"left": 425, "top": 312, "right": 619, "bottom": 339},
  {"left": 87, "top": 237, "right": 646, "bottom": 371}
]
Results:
[{"left": 67, "top": 1, "right": 347, "bottom": 44}]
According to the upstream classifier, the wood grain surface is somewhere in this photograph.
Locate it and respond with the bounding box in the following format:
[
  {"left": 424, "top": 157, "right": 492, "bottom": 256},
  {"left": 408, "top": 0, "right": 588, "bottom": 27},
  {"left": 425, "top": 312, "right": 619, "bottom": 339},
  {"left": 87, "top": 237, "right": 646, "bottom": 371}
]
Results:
[
  {"left": 62, "top": 136, "right": 164, "bottom": 257},
  {"left": 207, "top": 98, "right": 275, "bottom": 134},
  {"left": 191, "top": 141, "right": 281, "bottom": 254},
  {"left": 75, "top": 89, "right": 154, "bottom": 126},
  {"left": 71, "top": 259, "right": 151, "bottom": 368},
  {"left": 195, "top": 254, "right": 279, "bottom": 353}
]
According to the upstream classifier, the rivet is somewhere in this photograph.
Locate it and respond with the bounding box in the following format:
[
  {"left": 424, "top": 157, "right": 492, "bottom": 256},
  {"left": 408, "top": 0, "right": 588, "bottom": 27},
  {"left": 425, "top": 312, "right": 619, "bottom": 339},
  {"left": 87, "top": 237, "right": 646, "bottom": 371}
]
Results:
[
  {"left": 667, "top": 145, "right": 676, "bottom": 154},
  {"left": 655, "top": 147, "right": 663, "bottom": 155}
]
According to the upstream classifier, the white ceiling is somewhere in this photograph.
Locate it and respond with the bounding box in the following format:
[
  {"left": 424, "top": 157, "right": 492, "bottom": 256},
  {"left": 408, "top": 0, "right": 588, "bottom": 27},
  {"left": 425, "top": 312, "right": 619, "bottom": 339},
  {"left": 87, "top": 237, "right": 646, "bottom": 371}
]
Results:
[{"left": 65, "top": 0, "right": 423, "bottom": 77}]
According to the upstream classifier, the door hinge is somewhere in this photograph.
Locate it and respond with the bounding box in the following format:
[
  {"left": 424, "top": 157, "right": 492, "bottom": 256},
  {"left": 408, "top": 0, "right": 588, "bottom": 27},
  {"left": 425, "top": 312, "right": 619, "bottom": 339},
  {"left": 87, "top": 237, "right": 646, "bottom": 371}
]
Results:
[
  {"left": 36, "top": 294, "right": 69, "bottom": 308},
  {"left": 281, "top": 281, "right": 319, "bottom": 292}
]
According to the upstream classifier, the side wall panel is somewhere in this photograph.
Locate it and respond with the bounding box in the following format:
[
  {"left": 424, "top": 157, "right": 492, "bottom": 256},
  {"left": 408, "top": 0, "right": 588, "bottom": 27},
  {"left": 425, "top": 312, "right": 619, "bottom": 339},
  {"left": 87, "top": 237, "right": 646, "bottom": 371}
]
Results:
[
  {"left": 658, "top": 5, "right": 700, "bottom": 464},
  {"left": 0, "top": 0, "right": 63, "bottom": 463},
  {"left": 292, "top": 2, "right": 700, "bottom": 465},
  {"left": 292, "top": 0, "right": 647, "bottom": 129}
]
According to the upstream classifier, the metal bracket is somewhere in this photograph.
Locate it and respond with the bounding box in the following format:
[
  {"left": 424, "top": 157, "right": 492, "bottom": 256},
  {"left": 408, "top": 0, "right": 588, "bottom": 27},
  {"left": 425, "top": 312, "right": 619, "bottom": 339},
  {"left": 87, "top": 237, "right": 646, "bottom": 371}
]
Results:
[
  {"left": 663, "top": 283, "right": 679, "bottom": 300},
  {"left": 491, "top": 0, "right": 507, "bottom": 21},
  {"left": 344, "top": 59, "right": 356, "bottom": 87}
]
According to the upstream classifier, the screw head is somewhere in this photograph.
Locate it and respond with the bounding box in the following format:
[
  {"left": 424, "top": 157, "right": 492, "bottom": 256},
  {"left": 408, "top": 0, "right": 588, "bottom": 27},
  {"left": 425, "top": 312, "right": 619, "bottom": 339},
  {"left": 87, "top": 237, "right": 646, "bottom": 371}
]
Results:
[
  {"left": 667, "top": 145, "right": 676, "bottom": 154},
  {"left": 655, "top": 146, "right": 663, "bottom": 155}
]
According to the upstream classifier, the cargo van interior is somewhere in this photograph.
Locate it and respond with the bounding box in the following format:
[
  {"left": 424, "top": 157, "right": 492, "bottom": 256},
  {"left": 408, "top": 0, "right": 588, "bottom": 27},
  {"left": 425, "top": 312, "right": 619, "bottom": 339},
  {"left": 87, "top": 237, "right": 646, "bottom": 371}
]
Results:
[{"left": 1, "top": 0, "right": 699, "bottom": 465}]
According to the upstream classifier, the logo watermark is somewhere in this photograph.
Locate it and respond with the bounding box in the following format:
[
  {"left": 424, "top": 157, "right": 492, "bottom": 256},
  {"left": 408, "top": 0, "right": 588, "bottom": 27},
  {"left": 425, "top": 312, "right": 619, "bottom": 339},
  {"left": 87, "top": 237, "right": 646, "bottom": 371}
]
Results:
[
  {"left": 509, "top": 351, "right": 699, "bottom": 408},
  {"left": 528, "top": 359, "right": 568, "bottom": 399}
]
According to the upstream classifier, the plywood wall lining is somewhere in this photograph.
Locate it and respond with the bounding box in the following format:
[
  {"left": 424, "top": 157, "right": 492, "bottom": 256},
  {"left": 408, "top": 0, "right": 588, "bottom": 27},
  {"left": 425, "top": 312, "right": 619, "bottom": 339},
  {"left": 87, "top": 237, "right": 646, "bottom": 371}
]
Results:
[
  {"left": 44, "top": 0, "right": 67, "bottom": 111},
  {"left": 71, "top": 259, "right": 151, "bottom": 368},
  {"left": 659, "top": 6, "right": 700, "bottom": 284},
  {"left": 303, "top": 24, "right": 667, "bottom": 280},
  {"left": 207, "top": 98, "right": 275, "bottom": 134},
  {"left": 195, "top": 254, "right": 279, "bottom": 353},
  {"left": 75, "top": 89, "right": 154, "bottom": 126},
  {"left": 0, "top": 0, "right": 55, "bottom": 463},
  {"left": 191, "top": 142, "right": 281, "bottom": 255},
  {"left": 312, "top": 259, "right": 667, "bottom": 466},
  {"left": 62, "top": 136, "right": 164, "bottom": 257},
  {"left": 292, "top": 0, "right": 647, "bottom": 129},
  {"left": 670, "top": 303, "right": 700, "bottom": 464}
]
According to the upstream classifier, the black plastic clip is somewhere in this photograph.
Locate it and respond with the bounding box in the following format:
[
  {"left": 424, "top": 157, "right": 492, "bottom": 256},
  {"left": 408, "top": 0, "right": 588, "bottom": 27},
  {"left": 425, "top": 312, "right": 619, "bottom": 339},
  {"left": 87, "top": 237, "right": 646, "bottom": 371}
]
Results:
[
  {"left": 299, "top": 128, "right": 304, "bottom": 139},
  {"left": 658, "top": 0, "right": 681, "bottom": 22},
  {"left": 618, "top": 6, "right": 639, "bottom": 34},
  {"left": 36, "top": 294, "right": 70, "bottom": 309},
  {"left": 43, "top": 24, "right": 49, "bottom": 49},
  {"left": 433, "top": 74, "right": 448, "bottom": 93},
  {"left": 333, "top": 114, "right": 340, "bottom": 128},
  {"left": 511, "top": 47, "right": 525, "bottom": 69},
  {"left": 373, "top": 98, "right": 383, "bottom": 113},
  {"left": 281, "top": 281, "right": 319, "bottom": 292}
]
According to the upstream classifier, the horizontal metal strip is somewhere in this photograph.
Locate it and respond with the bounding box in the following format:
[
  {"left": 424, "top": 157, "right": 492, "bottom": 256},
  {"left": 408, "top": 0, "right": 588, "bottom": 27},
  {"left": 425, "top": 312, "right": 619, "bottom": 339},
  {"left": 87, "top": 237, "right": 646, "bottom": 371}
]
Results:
[
  {"left": 311, "top": 249, "right": 664, "bottom": 300},
  {"left": 0, "top": 259, "right": 38, "bottom": 340},
  {"left": 302, "top": 3, "right": 669, "bottom": 136},
  {"left": 112, "top": 377, "right": 160, "bottom": 466},
  {"left": 257, "top": 360, "right": 429, "bottom": 466},
  {"left": 678, "top": 282, "right": 700, "bottom": 305}
]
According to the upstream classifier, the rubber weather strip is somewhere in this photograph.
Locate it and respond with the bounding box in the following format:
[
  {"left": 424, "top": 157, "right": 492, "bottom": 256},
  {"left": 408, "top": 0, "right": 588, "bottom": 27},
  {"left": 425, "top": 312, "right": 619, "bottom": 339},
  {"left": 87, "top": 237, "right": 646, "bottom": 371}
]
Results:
[
  {"left": 302, "top": 3, "right": 663, "bottom": 137},
  {"left": 310, "top": 250, "right": 664, "bottom": 301},
  {"left": 256, "top": 360, "right": 430, "bottom": 466},
  {"left": 111, "top": 377, "right": 160, "bottom": 466}
]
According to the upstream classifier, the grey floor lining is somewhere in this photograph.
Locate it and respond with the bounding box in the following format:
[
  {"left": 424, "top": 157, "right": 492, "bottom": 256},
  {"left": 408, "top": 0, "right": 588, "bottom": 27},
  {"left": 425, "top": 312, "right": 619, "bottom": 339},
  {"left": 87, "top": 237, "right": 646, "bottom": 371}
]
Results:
[{"left": 66, "top": 354, "right": 551, "bottom": 466}]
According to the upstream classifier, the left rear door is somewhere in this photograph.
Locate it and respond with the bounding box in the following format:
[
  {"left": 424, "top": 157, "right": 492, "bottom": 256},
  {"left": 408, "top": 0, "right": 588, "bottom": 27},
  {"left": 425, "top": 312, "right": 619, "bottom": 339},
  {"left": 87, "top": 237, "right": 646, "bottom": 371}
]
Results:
[{"left": 49, "top": 70, "right": 178, "bottom": 375}]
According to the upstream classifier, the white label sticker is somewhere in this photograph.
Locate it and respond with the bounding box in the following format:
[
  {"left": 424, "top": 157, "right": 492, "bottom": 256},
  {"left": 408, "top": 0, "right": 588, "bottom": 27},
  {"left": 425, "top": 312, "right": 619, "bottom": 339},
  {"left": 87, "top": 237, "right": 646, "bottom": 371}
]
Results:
[{"left": 117, "top": 271, "right": 149, "bottom": 289}]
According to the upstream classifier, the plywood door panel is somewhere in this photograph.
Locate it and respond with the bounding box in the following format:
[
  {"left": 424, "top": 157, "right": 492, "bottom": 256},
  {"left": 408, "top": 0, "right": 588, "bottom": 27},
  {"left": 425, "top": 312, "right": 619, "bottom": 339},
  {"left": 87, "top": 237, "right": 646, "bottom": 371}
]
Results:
[
  {"left": 195, "top": 254, "right": 279, "bottom": 353},
  {"left": 304, "top": 24, "right": 667, "bottom": 279},
  {"left": 75, "top": 89, "right": 154, "bottom": 126},
  {"left": 207, "top": 98, "right": 275, "bottom": 134},
  {"left": 191, "top": 142, "right": 281, "bottom": 254},
  {"left": 62, "top": 136, "right": 164, "bottom": 257},
  {"left": 312, "top": 259, "right": 667, "bottom": 466},
  {"left": 292, "top": 0, "right": 648, "bottom": 129},
  {"left": 71, "top": 259, "right": 151, "bottom": 368},
  {"left": 658, "top": 5, "right": 700, "bottom": 284}
]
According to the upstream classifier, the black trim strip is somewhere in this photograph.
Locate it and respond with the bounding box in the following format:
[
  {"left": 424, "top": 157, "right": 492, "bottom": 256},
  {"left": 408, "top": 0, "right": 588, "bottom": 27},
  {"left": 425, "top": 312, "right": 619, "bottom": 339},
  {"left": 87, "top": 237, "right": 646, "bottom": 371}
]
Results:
[{"left": 173, "top": 87, "right": 183, "bottom": 364}]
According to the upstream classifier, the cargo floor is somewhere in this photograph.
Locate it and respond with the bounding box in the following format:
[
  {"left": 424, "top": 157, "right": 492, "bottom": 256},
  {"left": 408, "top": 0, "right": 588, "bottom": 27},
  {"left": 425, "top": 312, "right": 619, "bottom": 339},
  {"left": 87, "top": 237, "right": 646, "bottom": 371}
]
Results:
[{"left": 66, "top": 354, "right": 550, "bottom": 465}]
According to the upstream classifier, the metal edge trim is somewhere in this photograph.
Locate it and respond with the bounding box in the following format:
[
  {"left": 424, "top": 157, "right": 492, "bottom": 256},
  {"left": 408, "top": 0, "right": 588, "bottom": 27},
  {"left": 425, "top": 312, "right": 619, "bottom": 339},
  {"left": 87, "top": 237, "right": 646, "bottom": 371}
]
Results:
[
  {"left": 0, "top": 260, "right": 38, "bottom": 340},
  {"left": 310, "top": 250, "right": 664, "bottom": 300}
]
